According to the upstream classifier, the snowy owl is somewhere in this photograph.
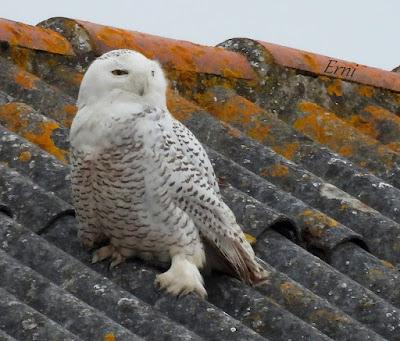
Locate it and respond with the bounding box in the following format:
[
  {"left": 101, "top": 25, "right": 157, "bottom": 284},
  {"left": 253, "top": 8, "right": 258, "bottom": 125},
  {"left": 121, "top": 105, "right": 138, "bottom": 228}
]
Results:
[{"left": 69, "top": 49, "right": 269, "bottom": 298}]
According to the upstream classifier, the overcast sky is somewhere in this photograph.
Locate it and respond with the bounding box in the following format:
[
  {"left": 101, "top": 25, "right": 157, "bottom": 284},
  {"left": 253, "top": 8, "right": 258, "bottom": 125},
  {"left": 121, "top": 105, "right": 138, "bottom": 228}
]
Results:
[{"left": 3, "top": 0, "right": 399, "bottom": 70}]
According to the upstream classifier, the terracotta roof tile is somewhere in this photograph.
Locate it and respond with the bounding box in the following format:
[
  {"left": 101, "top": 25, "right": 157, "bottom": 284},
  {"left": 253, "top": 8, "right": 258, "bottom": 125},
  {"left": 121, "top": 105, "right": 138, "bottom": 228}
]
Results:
[
  {"left": 0, "top": 18, "right": 74, "bottom": 55},
  {"left": 257, "top": 40, "right": 400, "bottom": 92}
]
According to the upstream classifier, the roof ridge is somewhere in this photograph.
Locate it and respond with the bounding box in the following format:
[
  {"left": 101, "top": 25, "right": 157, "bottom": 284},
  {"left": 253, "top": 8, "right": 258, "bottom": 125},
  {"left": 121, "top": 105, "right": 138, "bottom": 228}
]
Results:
[{"left": 0, "top": 18, "right": 74, "bottom": 55}]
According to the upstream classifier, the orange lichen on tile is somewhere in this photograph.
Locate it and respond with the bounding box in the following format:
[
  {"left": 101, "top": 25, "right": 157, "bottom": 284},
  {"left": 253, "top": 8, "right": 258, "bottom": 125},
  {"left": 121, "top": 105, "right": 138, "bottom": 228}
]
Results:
[
  {"left": 294, "top": 101, "right": 383, "bottom": 160},
  {"left": 76, "top": 20, "right": 257, "bottom": 79},
  {"left": 364, "top": 105, "right": 400, "bottom": 124},
  {"left": 167, "top": 89, "right": 203, "bottom": 121},
  {"left": 193, "top": 91, "right": 306, "bottom": 160},
  {"left": 262, "top": 164, "right": 289, "bottom": 177},
  {"left": 386, "top": 142, "right": 400, "bottom": 154},
  {"left": 357, "top": 85, "right": 375, "bottom": 98},
  {"left": 367, "top": 267, "right": 385, "bottom": 281},
  {"left": 380, "top": 259, "right": 396, "bottom": 270},
  {"left": 295, "top": 103, "right": 400, "bottom": 172},
  {"left": 273, "top": 142, "right": 300, "bottom": 161},
  {"left": 0, "top": 102, "right": 67, "bottom": 162},
  {"left": 24, "top": 120, "right": 67, "bottom": 162},
  {"left": 0, "top": 102, "right": 31, "bottom": 131},
  {"left": 10, "top": 47, "right": 34, "bottom": 70},
  {"left": 280, "top": 281, "right": 306, "bottom": 305},
  {"left": 32, "top": 124, "right": 67, "bottom": 161},
  {"left": 342, "top": 105, "right": 400, "bottom": 152},
  {"left": 193, "top": 91, "right": 273, "bottom": 142},
  {"left": 194, "top": 91, "right": 246, "bottom": 124},
  {"left": 345, "top": 115, "right": 379, "bottom": 141},
  {"left": 72, "top": 72, "right": 84, "bottom": 85},
  {"left": 375, "top": 146, "right": 396, "bottom": 170},
  {"left": 166, "top": 89, "right": 202, "bottom": 121},
  {"left": 339, "top": 203, "right": 349, "bottom": 211},
  {"left": 338, "top": 145, "right": 354, "bottom": 158},
  {"left": 0, "top": 18, "right": 74, "bottom": 55},
  {"left": 226, "top": 124, "right": 242, "bottom": 138},
  {"left": 394, "top": 93, "right": 400, "bottom": 105},
  {"left": 300, "top": 209, "right": 339, "bottom": 230},
  {"left": 247, "top": 122, "right": 270, "bottom": 142},
  {"left": 15, "top": 70, "right": 39, "bottom": 89},
  {"left": 295, "top": 102, "right": 344, "bottom": 145},
  {"left": 19, "top": 150, "right": 32, "bottom": 162},
  {"left": 310, "top": 309, "right": 351, "bottom": 324},
  {"left": 104, "top": 332, "right": 117, "bottom": 341},
  {"left": 326, "top": 79, "right": 343, "bottom": 97},
  {"left": 63, "top": 104, "right": 78, "bottom": 127}
]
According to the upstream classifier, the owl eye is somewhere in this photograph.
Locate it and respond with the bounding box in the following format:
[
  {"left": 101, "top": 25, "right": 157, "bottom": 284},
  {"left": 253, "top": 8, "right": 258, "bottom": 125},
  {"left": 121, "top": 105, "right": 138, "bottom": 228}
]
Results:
[{"left": 111, "top": 69, "right": 129, "bottom": 76}]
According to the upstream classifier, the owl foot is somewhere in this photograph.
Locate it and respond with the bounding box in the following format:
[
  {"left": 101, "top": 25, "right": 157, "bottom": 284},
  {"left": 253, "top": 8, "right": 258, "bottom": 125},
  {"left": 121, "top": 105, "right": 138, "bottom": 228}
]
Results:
[
  {"left": 92, "top": 245, "right": 126, "bottom": 269},
  {"left": 92, "top": 245, "right": 115, "bottom": 264},
  {"left": 155, "top": 254, "right": 207, "bottom": 298},
  {"left": 109, "top": 251, "right": 126, "bottom": 269}
]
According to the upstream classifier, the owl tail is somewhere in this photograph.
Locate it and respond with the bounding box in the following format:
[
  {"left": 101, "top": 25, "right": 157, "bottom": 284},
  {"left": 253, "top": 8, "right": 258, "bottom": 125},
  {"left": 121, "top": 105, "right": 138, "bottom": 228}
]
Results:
[
  {"left": 204, "top": 233, "right": 270, "bottom": 286},
  {"left": 230, "top": 236, "right": 270, "bottom": 285}
]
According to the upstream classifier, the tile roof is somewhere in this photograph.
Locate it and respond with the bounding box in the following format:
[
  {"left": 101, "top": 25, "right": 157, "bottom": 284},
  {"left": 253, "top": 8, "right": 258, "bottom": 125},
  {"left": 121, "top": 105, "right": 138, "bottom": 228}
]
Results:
[{"left": 0, "top": 17, "right": 400, "bottom": 340}]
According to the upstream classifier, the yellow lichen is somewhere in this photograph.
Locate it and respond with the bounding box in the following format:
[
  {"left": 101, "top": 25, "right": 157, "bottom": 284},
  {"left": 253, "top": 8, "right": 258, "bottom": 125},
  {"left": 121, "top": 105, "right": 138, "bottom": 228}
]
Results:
[
  {"left": 244, "top": 233, "right": 257, "bottom": 245},
  {"left": 261, "top": 164, "right": 289, "bottom": 177},
  {"left": 327, "top": 79, "right": 343, "bottom": 96},
  {"left": 300, "top": 209, "right": 339, "bottom": 228},
  {"left": 167, "top": 89, "right": 202, "bottom": 121},
  {"left": 273, "top": 142, "right": 300, "bottom": 161},
  {"left": 19, "top": 150, "right": 31, "bottom": 162},
  {"left": 357, "top": 85, "right": 375, "bottom": 98},
  {"left": 24, "top": 120, "right": 68, "bottom": 162},
  {"left": 295, "top": 101, "right": 380, "bottom": 161},
  {"left": 104, "top": 332, "right": 117, "bottom": 341},
  {"left": 15, "top": 70, "right": 38, "bottom": 89},
  {"left": 380, "top": 259, "right": 396, "bottom": 270},
  {"left": 63, "top": 104, "right": 78, "bottom": 127},
  {"left": 280, "top": 281, "right": 305, "bottom": 305},
  {"left": 310, "top": 309, "right": 350, "bottom": 324}
]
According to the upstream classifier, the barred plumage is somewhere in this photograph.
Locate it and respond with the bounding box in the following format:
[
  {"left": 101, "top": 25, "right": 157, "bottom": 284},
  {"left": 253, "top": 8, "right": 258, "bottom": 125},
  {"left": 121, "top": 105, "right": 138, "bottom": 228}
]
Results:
[{"left": 70, "top": 49, "right": 269, "bottom": 298}]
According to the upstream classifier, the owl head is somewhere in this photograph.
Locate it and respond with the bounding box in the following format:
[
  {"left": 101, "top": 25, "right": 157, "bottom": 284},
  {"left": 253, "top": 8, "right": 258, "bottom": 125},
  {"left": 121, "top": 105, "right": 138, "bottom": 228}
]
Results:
[{"left": 77, "top": 49, "right": 168, "bottom": 109}]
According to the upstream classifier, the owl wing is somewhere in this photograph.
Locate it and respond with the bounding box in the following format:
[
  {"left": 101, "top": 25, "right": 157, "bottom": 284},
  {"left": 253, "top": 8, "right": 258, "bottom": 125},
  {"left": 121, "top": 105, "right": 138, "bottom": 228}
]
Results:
[
  {"left": 171, "top": 119, "right": 221, "bottom": 198},
  {"left": 148, "top": 110, "right": 268, "bottom": 285}
]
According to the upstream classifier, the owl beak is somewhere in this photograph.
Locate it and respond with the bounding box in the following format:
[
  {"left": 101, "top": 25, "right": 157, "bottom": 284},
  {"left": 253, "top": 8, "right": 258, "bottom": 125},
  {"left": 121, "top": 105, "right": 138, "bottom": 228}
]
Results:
[{"left": 132, "top": 75, "right": 148, "bottom": 96}]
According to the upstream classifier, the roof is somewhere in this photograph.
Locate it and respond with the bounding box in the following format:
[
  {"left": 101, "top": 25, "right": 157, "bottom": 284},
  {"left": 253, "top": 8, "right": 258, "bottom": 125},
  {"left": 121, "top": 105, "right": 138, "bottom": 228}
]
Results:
[{"left": 0, "top": 17, "right": 400, "bottom": 341}]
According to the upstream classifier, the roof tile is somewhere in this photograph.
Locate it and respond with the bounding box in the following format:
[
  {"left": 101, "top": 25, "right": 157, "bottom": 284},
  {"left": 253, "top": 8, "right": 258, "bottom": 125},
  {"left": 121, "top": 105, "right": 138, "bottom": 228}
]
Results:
[
  {"left": 257, "top": 39, "right": 400, "bottom": 92},
  {"left": 0, "top": 18, "right": 74, "bottom": 56},
  {"left": 40, "top": 17, "right": 258, "bottom": 79}
]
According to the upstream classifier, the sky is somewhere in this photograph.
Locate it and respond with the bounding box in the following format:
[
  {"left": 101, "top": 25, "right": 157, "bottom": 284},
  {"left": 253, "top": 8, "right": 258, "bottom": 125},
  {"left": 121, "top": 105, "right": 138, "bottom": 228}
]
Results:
[{"left": 3, "top": 0, "right": 399, "bottom": 70}]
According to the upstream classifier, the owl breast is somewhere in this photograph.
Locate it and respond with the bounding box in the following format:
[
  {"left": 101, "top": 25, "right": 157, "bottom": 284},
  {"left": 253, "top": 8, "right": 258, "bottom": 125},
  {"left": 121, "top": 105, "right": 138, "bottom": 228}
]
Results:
[{"left": 70, "top": 109, "right": 190, "bottom": 264}]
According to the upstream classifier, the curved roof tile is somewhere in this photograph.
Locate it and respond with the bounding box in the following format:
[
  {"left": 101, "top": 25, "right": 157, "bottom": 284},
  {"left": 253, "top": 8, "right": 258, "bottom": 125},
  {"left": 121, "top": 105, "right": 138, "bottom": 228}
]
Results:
[{"left": 0, "top": 18, "right": 74, "bottom": 55}]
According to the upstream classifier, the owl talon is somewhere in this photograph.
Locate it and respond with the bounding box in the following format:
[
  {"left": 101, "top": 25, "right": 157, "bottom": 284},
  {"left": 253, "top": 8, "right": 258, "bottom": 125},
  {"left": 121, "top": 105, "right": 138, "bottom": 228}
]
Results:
[
  {"left": 92, "top": 245, "right": 115, "bottom": 264},
  {"left": 109, "top": 251, "right": 125, "bottom": 269}
]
